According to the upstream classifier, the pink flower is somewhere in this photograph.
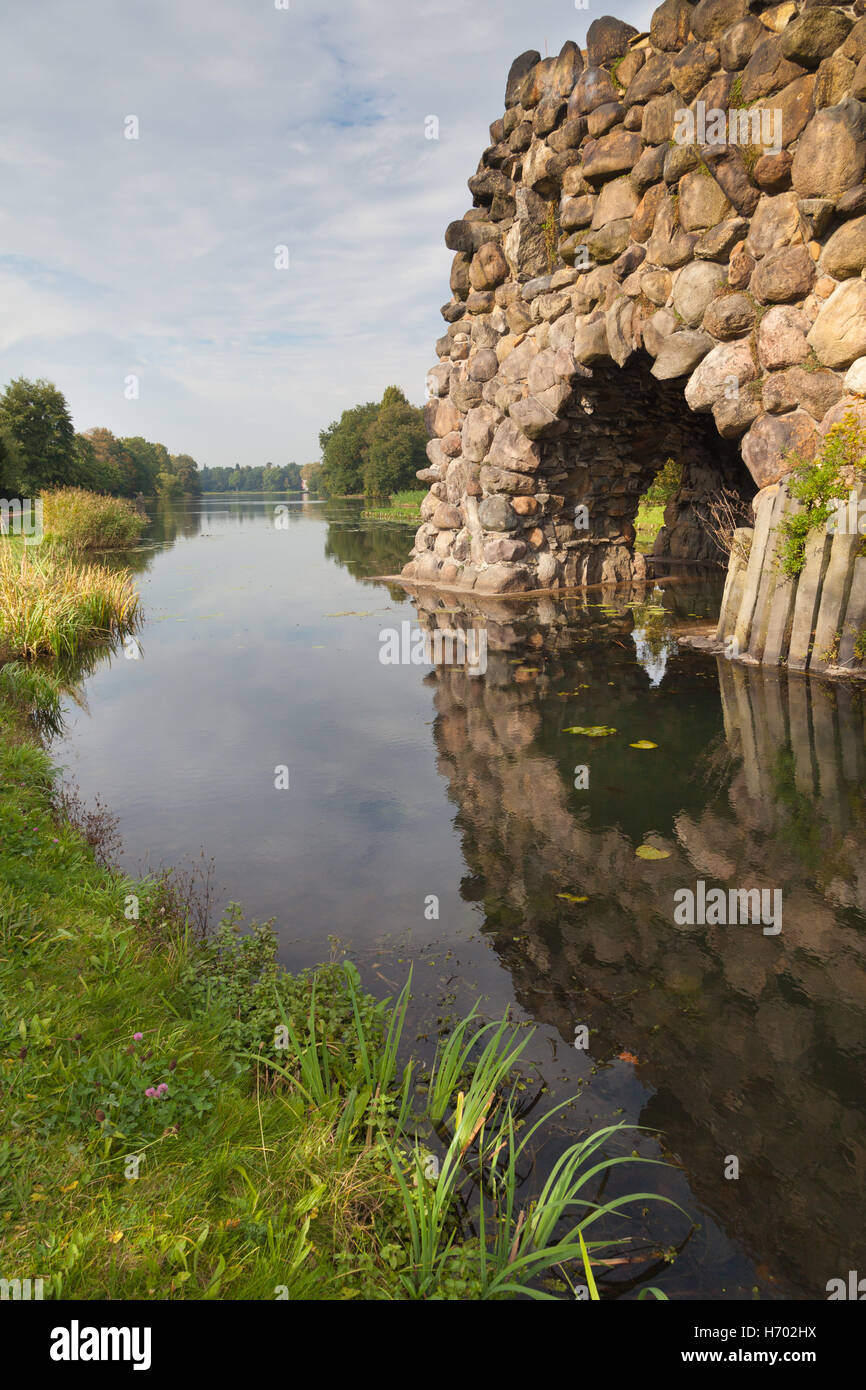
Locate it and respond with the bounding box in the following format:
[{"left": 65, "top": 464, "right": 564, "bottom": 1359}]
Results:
[
  {"left": 157, "top": 1083, "right": 168, "bottom": 1096},
  {"left": 132, "top": 1032, "right": 143, "bottom": 1041},
  {"left": 144, "top": 1086, "right": 156, "bottom": 1098}
]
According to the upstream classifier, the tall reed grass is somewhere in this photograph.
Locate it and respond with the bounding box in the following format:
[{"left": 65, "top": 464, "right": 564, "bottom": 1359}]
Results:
[
  {"left": 0, "top": 543, "right": 141, "bottom": 662},
  {"left": 40, "top": 487, "right": 146, "bottom": 553}
]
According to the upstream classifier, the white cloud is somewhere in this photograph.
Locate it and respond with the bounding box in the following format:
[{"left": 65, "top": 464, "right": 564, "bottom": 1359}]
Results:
[{"left": 0, "top": 0, "right": 654, "bottom": 465}]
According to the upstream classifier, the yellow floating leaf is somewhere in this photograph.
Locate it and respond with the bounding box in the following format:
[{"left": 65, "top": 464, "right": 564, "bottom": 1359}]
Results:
[
  {"left": 557, "top": 893, "right": 588, "bottom": 903},
  {"left": 629, "top": 741, "right": 658, "bottom": 749},
  {"left": 635, "top": 845, "right": 670, "bottom": 860},
  {"left": 563, "top": 726, "right": 616, "bottom": 737}
]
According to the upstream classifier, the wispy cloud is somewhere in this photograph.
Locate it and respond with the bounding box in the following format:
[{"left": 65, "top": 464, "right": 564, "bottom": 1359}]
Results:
[{"left": 0, "top": 0, "right": 653, "bottom": 465}]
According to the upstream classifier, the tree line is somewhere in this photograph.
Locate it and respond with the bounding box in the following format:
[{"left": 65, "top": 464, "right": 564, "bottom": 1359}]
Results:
[
  {"left": 0, "top": 374, "right": 429, "bottom": 503},
  {"left": 198, "top": 463, "right": 303, "bottom": 492},
  {"left": 0, "top": 377, "right": 203, "bottom": 499},
  {"left": 319, "top": 385, "right": 427, "bottom": 496},
  {"left": 0, "top": 378, "right": 306, "bottom": 501}
]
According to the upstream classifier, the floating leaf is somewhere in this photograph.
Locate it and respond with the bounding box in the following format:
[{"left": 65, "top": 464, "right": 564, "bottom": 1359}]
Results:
[
  {"left": 629, "top": 740, "right": 658, "bottom": 749},
  {"left": 635, "top": 845, "right": 670, "bottom": 860},
  {"left": 556, "top": 893, "right": 588, "bottom": 903},
  {"left": 563, "top": 725, "right": 617, "bottom": 737}
]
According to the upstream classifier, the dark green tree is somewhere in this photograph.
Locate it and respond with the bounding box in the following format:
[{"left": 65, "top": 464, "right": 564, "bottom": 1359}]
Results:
[
  {"left": 319, "top": 401, "right": 378, "bottom": 495},
  {"left": 0, "top": 377, "right": 76, "bottom": 490},
  {"left": 362, "top": 386, "right": 427, "bottom": 497},
  {"left": 170, "top": 453, "right": 201, "bottom": 495},
  {"left": 121, "top": 437, "right": 172, "bottom": 494},
  {"left": 0, "top": 426, "right": 26, "bottom": 494}
]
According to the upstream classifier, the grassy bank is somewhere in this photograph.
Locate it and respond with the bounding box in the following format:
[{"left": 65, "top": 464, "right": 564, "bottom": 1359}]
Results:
[
  {"left": 0, "top": 690, "right": 681, "bottom": 1298},
  {"left": 361, "top": 489, "right": 425, "bottom": 522},
  {"left": 635, "top": 502, "right": 665, "bottom": 553},
  {"left": 0, "top": 722, "right": 399, "bottom": 1298}
]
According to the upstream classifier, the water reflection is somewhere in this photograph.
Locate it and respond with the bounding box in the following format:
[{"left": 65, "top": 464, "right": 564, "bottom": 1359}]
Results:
[
  {"left": 323, "top": 501, "right": 415, "bottom": 600},
  {"left": 48, "top": 498, "right": 866, "bottom": 1298},
  {"left": 412, "top": 588, "right": 866, "bottom": 1299}
]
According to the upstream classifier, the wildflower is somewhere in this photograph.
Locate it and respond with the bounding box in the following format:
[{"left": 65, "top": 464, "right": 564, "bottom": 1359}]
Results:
[
  {"left": 144, "top": 1087, "right": 156, "bottom": 1098},
  {"left": 132, "top": 1032, "right": 143, "bottom": 1041},
  {"left": 157, "top": 1083, "right": 168, "bottom": 1096}
]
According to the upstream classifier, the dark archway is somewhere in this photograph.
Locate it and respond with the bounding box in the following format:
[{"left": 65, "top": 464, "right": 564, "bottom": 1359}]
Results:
[{"left": 547, "top": 352, "right": 756, "bottom": 587}]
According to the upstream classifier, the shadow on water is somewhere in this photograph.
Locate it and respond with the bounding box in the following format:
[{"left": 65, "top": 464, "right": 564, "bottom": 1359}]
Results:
[{"left": 408, "top": 584, "right": 866, "bottom": 1300}]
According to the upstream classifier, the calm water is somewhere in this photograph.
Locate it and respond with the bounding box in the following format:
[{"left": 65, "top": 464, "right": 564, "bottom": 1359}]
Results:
[{"left": 54, "top": 495, "right": 866, "bottom": 1301}]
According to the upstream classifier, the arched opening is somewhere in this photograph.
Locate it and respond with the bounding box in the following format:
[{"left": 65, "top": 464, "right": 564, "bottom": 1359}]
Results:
[{"left": 548, "top": 353, "right": 756, "bottom": 588}]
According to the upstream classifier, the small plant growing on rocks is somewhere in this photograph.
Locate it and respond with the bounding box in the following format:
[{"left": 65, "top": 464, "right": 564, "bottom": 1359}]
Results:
[{"left": 777, "top": 414, "right": 866, "bottom": 577}]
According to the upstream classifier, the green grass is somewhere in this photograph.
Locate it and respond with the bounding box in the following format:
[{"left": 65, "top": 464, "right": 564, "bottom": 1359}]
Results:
[
  {"left": 0, "top": 543, "right": 141, "bottom": 663},
  {"left": 635, "top": 502, "right": 665, "bottom": 552},
  {"left": 361, "top": 489, "right": 426, "bottom": 522},
  {"left": 0, "top": 689, "right": 684, "bottom": 1298},
  {"left": 40, "top": 488, "right": 147, "bottom": 555}
]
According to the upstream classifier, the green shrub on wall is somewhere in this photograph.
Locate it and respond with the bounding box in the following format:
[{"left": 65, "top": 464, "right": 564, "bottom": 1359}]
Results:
[{"left": 777, "top": 414, "right": 866, "bottom": 578}]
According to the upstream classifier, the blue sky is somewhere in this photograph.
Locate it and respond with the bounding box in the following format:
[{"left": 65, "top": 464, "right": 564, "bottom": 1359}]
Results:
[{"left": 0, "top": 0, "right": 652, "bottom": 469}]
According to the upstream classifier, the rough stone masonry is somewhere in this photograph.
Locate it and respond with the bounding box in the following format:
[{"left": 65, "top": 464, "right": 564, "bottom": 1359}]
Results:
[{"left": 401, "top": 0, "right": 866, "bottom": 599}]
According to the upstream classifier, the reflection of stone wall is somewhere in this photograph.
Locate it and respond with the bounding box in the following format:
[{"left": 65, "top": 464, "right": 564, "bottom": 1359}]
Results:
[
  {"left": 405, "top": 7, "right": 866, "bottom": 597},
  {"left": 422, "top": 597, "right": 866, "bottom": 1297}
]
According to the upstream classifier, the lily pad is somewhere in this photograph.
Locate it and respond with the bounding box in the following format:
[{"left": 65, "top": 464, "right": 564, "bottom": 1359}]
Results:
[
  {"left": 630, "top": 741, "right": 658, "bottom": 750},
  {"left": 563, "top": 725, "right": 617, "bottom": 737},
  {"left": 635, "top": 845, "right": 670, "bottom": 860}
]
